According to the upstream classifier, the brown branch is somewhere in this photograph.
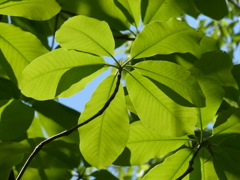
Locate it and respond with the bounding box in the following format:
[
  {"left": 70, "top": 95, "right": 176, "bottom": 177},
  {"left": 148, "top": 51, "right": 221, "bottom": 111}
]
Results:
[
  {"left": 16, "top": 70, "right": 122, "bottom": 180},
  {"left": 176, "top": 145, "right": 203, "bottom": 180},
  {"left": 228, "top": 0, "right": 240, "bottom": 9}
]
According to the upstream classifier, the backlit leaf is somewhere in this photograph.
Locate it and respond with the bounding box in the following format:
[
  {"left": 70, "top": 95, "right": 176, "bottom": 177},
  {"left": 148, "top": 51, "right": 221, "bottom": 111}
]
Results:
[
  {"left": 0, "top": 23, "right": 48, "bottom": 84},
  {"left": 56, "top": 15, "right": 115, "bottom": 57},
  {"left": 143, "top": 148, "right": 193, "bottom": 180},
  {"left": 134, "top": 60, "right": 205, "bottom": 107},
  {"left": 126, "top": 70, "right": 198, "bottom": 137},
  {"left": 79, "top": 75, "right": 129, "bottom": 168},
  {"left": 0, "top": 0, "right": 61, "bottom": 20},
  {"left": 21, "top": 48, "right": 106, "bottom": 100},
  {"left": 131, "top": 18, "right": 216, "bottom": 59},
  {"left": 127, "top": 121, "right": 189, "bottom": 165}
]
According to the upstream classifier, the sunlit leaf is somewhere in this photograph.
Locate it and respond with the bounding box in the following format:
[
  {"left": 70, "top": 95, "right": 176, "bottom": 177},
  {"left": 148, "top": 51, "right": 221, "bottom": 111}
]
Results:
[
  {"left": 213, "top": 109, "right": 240, "bottom": 135},
  {"left": 0, "top": 100, "right": 34, "bottom": 140},
  {"left": 131, "top": 18, "right": 217, "bottom": 59},
  {"left": 56, "top": 15, "right": 115, "bottom": 57},
  {"left": 21, "top": 48, "right": 106, "bottom": 100},
  {"left": 127, "top": 121, "right": 189, "bottom": 165},
  {"left": 115, "top": 0, "right": 141, "bottom": 26},
  {"left": 0, "top": 142, "right": 28, "bottom": 180},
  {"left": 79, "top": 75, "right": 129, "bottom": 168},
  {"left": 134, "top": 60, "right": 205, "bottom": 107},
  {"left": 0, "top": 23, "right": 48, "bottom": 84},
  {"left": 143, "top": 148, "right": 193, "bottom": 180},
  {"left": 141, "top": 0, "right": 191, "bottom": 24},
  {"left": 0, "top": 0, "right": 61, "bottom": 20},
  {"left": 126, "top": 70, "right": 198, "bottom": 137}
]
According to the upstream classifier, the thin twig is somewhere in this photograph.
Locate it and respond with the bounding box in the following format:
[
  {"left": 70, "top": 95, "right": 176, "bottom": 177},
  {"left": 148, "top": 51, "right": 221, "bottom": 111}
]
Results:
[
  {"left": 176, "top": 145, "right": 203, "bottom": 180},
  {"left": 114, "top": 35, "right": 135, "bottom": 41},
  {"left": 16, "top": 70, "right": 122, "bottom": 180},
  {"left": 228, "top": 0, "right": 240, "bottom": 9}
]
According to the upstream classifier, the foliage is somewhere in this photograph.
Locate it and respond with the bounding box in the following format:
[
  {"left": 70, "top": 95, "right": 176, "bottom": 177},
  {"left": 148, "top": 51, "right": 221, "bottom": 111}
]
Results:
[{"left": 0, "top": 0, "right": 240, "bottom": 180}]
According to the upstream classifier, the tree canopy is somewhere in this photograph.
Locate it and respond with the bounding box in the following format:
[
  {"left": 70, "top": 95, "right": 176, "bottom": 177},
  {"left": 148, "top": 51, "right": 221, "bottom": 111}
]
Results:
[{"left": 0, "top": 0, "right": 240, "bottom": 180}]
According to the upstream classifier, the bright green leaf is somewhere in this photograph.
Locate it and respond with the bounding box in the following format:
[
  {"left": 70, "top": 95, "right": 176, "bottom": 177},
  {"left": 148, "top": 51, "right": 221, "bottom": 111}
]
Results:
[
  {"left": 0, "top": 100, "right": 34, "bottom": 140},
  {"left": 57, "top": 0, "right": 130, "bottom": 30},
  {"left": 0, "top": 23, "right": 48, "bottom": 84},
  {"left": 127, "top": 121, "right": 189, "bottom": 165},
  {"left": 56, "top": 15, "right": 115, "bottom": 57},
  {"left": 0, "top": 142, "right": 28, "bottom": 180},
  {"left": 115, "top": 0, "right": 141, "bottom": 26},
  {"left": 213, "top": 109, "right": 240, "bottom": 135},
  {"left": 130, "top": 18, "right": 216, "bottom": 59},
  {"left": 134, "top": 60, "right": 205, "bottom": 107},
  {"left": 0, "top": 0, "right": 61, "bottom": 20},
  {"left": 194, "top": 0, "right": 228, "bottom": 20},
  {"left": 126, "top": 70, "right": 198, "bottom": 137},
  {"left": 193, "top": 73, "right": 224, "bottom": 128},
  {"left": 141, "top": 0, "right": 190, "bottom": 24},
  {"left": 21, "top": 48, "right": 106, "bottom": 100},
  {"left": 143, "top": 148, "right": 193, "bottom": 180},
  {"left": 79, "top": 75, "right": 129, "bottom": 168}
]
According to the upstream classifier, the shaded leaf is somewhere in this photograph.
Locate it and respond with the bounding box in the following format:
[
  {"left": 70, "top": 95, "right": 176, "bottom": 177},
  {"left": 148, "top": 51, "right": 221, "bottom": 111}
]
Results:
[
  {"left": 130, "top": 18, "right": 217, "bottom": 59},
  {"left": 0, "top": 77, "right": 20, "bottom": 100},
  {"left": 134, "top": 60, "right": 205, "bottom": 107},
  {"left": 0, "top": 0, "right": 61, "bottom": 20},
  {"left": 0, "top": 100, "right": 34, "bottom": 140},
  {"left": 79, "top": 75, "right": 129, "bottom": 168},
  {"left": 194, "top": 0, "right": 228, "bottom": 20},
  {"left": 127, "top": 121, "right": 189, "bottom": 165},
  {"left": 56, "top": 15, "right": 115, "bottom": 57},
  {"left": 21, "top": 48, "right": 106, "bottom": 100},
  {"left": 126, "top": 70, "right": 198, "bottom": 137},
  {"left": 143, "top": 148, "right": 193, "bottom": 180},
  {"left": 58, "top": 0, "right": 130, "bottom": 30},
  {"left": 91, "top": 169, "right": 118, "bottom": 180},
  {"left": 0, "top": 23, "right": 48, "bottom": 84},
  {"left": 0, "top": 142, "right": 28, "bottom": 180}
]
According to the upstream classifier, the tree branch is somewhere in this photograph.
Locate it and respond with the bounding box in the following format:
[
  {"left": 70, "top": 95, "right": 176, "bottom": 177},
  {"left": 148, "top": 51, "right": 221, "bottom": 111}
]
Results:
[
  {"left": 114, "top": 35, "right": 135, "bottom": 41},
  {"left": 16, "top": 70, "right": 122, "bottom": 180},
  {"left": 228, "top": 0, "right": 240, "bottom": 9},
  {"left": 176, "top": 145, "right": 203, "bottom": 180}
]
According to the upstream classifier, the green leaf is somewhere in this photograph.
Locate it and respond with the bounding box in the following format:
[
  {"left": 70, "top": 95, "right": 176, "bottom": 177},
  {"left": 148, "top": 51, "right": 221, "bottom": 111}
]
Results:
[
  {"left": 91, "top": 170, "right": 118, "bottom": 180},
  {"left": 232, "top": 64, "right": 240, "bottom": 90},
  {"left": 21, "top": 48, "right": 106, "bottom": 100},
  {"left": 141, "top": 0, "right": 190, "bottom": 24},
  {"left": 130, "top": 18, "right": 216, "bottom": 59},
  {"left": 115, "top": 0, "right": 141, "bottom": 26},
  {"left": 127, "top": 121, "right": 189, "bottom": 165},
  {"left": 194, "top": 51, "right": 238, "bottom": 88},
  {"left": 56, "top": 15, "right": 115, "bottom": 57},
  {"left": 213, "top": 109, "right": 240, "bottom": 135},
  {"left": 79, "top": 75, "right": 129, "bottom": 168},
  {"left": 0, "top": 23, "right": 48, "bottom": 84},
  {"left": 0, "top": 0, "right": 61, "bottom": 20},
  {"left": 192, "top": 72, "right": 224, "bottom": 128},
  {"left": 126, "top": 70, "right": 198, "bottom": 137},
  {"left": 0, "top": 142, "right": 28, "bottom": 180},
  {"left": 0, "top": 100, "right": 34, "bottom": 140},
  {"left": 0, "top": 77, "right": 20, "bottom": 100},
  {"left": 194, "top": 0, "right": 228, "bottom": 20},
  {"left": 134, "top": 60, "right": 205, "bottom": 107},
  {"left": 58, "top": 0, "right": 130, "bottom": 30},
  {"left": 143, "top": 148, "right": 193, "bottom": 180}
]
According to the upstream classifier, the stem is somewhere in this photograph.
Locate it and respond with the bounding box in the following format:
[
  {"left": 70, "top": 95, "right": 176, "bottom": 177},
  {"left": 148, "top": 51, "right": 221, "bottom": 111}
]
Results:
[
  {"left": 198, "top": 108, "right": 204, "bottom": 143},
  {"left": 16, "top": 70, "right": 122, "bottom": 180},
  {"left": 228, "top": 0, "right": 240, "bottom": 9},
  {"left": 60, "top": 10, "right": 78, "bottom": 16},
  {"left": 114, "top": 35, "right": 135, "bottom": 41},
  {"left": 176, "top": 145, "right": 203, "bottom": 180}
]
